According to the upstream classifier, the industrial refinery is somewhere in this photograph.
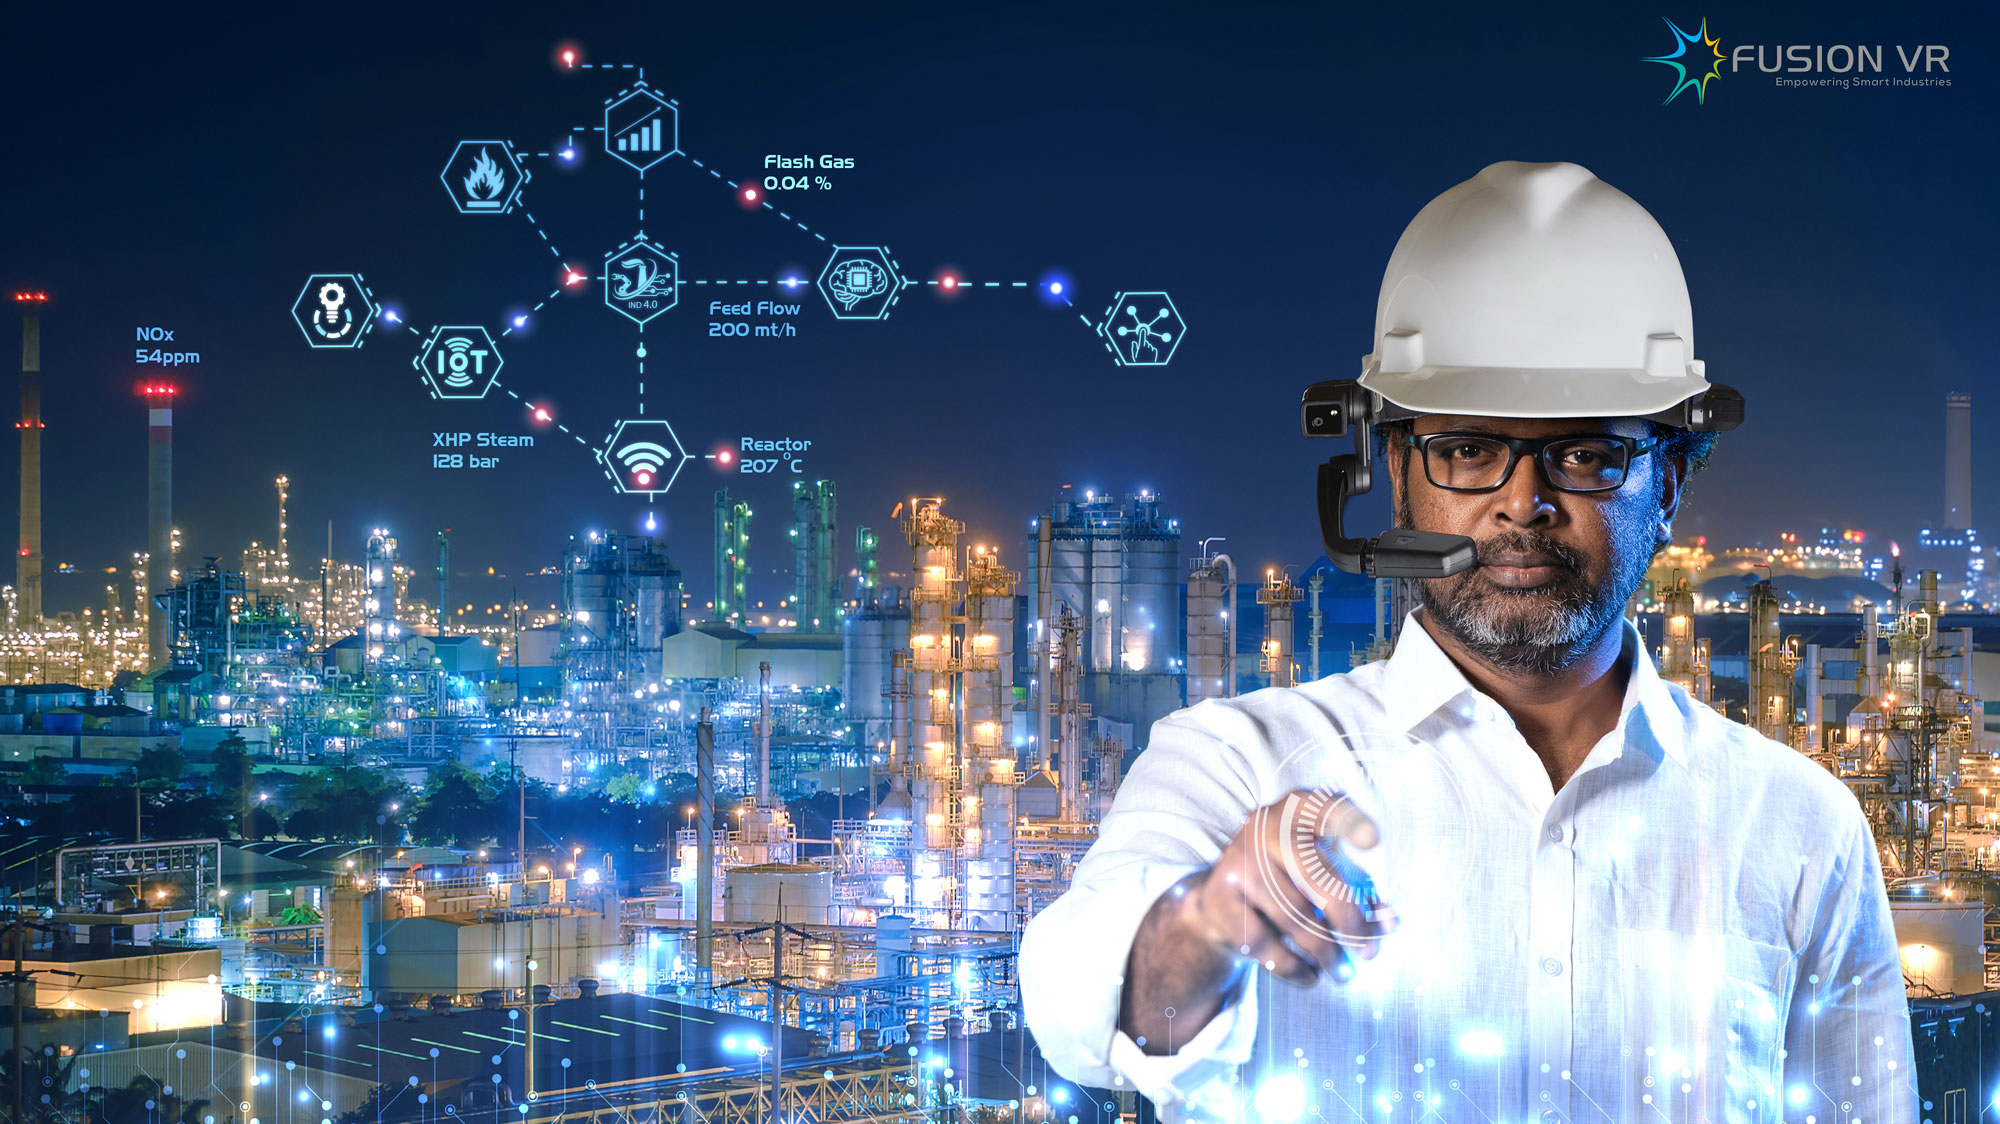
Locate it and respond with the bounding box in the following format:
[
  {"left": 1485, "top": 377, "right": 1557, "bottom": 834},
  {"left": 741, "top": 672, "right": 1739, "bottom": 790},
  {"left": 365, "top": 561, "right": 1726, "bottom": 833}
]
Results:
[{"left": 0, "top": 284, "right": 1995, "bottom": 1122}]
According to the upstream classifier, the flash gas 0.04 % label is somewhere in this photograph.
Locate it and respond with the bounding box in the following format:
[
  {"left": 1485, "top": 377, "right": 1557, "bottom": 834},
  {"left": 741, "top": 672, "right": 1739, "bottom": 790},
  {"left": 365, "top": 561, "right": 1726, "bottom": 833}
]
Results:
[{"left": 763, "top": 153, "right": 853, "bottom": 192}]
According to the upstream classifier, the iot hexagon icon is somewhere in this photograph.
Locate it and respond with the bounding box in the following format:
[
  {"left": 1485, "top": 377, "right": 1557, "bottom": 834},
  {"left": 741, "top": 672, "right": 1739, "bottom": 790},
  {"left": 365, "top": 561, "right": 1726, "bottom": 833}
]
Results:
[
  {"left": 415, "top": 326, "right": 503, "bottom": 400},
  {"left": 601, "top": 418, "right": 694, "bottom": 496},
  {"left": 441, "top": 140, "right": 529, "bottom": 215}
]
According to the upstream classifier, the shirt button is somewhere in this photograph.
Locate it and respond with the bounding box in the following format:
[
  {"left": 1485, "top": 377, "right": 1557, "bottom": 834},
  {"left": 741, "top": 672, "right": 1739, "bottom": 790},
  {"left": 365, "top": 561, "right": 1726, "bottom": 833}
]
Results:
[
  {"left": 1542, "top": 957, "right": 1564, "bottom": 977},
  {"left": 1547, "top": 825, "right": 1564, "bottom": 844}
]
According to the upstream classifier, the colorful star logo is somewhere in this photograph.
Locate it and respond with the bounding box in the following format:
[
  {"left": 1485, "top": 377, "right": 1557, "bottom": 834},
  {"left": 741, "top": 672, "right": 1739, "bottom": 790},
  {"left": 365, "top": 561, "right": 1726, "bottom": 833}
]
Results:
[{"left": 1644, "top": 17, "right": 1724, "bottom": 105}]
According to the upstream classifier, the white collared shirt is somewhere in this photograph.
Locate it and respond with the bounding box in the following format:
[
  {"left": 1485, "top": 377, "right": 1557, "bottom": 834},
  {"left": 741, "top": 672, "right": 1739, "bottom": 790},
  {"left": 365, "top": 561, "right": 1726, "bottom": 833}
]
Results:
[{"left": 1020, "top": 610, "right": 1918, "bottom": 1124}]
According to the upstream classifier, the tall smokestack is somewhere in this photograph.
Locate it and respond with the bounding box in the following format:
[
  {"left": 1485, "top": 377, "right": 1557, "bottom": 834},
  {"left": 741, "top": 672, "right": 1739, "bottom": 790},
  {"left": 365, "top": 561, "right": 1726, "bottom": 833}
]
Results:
[
  {"left": 15, "top": 290, "right": 46, "bottom": 629},
  {"left": 138, "top": 381, "right": 175, "bottom": 665},
  {"left": 1945, "top": 391, "right": 1972, "bottom": 531}
]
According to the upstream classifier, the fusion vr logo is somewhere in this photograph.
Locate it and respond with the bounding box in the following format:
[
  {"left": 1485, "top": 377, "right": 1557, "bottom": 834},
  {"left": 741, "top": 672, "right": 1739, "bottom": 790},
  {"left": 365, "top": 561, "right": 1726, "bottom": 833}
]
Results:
[{"left": 1644, "top": 17, "right": 1724, "bottom": 106}]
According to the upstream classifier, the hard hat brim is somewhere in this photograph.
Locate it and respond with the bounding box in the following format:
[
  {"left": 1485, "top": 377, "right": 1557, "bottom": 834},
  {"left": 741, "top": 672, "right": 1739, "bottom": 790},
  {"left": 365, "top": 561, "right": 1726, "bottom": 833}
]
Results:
[{"left": 1359, "top": 364, "right": 1712, "bottom": 421}]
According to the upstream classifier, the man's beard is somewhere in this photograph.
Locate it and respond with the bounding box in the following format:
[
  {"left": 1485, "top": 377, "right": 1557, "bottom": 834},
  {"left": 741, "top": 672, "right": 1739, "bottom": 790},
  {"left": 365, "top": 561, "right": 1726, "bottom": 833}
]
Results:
[{"left": 1397, "top": 472, "right": 1658, "bottom": 677}]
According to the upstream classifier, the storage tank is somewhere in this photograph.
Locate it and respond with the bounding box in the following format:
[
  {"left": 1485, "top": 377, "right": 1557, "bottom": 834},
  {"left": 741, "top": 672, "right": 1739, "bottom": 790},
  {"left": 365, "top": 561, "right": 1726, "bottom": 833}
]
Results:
[
  {"left": 723, "top": 863, "right": 831, "bottom": 924},
  {"left": 842, "top": 584, "right": 910, "bottom": 753}
]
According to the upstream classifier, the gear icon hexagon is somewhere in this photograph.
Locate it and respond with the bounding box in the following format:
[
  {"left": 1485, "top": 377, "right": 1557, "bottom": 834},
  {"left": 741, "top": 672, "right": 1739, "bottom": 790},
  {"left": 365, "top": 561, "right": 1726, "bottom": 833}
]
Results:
[
  {"left": 600, "top": 418, "right": 694, "bottom": 496},
  {"left": 290, "top": 274, "right": 375, "bottom": 349},
  {"left": 1096, "top": 291, "right": 1186, "bottom": 366},
  {"left": 815, "top": 246, "right": 904, "bottom": 320},
  {"left": 441, "top": 140, "right": 529, "bottom": 215},
  {"left": 414, "top": 326, "right": 504, "bottom": 400}
]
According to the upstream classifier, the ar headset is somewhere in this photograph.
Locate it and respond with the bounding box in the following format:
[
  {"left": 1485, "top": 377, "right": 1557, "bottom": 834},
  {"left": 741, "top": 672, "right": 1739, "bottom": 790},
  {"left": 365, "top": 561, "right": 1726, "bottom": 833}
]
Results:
[{"left": 1300, "top": 379, "right": 1745, "bottom": 579}]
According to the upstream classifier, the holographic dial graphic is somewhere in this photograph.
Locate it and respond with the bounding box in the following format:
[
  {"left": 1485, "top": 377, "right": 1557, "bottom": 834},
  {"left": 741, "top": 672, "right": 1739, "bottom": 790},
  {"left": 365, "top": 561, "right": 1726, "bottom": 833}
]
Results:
[{"left": 1253, "top": 730, "right": 1478, "bottom": 947}]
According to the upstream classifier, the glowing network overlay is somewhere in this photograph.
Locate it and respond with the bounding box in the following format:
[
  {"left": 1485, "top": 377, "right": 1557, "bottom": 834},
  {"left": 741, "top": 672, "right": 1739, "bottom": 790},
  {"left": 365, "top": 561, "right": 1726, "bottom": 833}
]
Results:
[{"left": 285, "top": 52, "right": 1185, "bottom": 504}]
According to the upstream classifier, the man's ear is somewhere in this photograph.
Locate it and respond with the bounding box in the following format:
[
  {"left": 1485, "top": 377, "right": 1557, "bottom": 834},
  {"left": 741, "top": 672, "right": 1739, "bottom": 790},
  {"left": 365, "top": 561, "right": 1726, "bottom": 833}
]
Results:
[
  {"left": 1384, "top": 433, "right": 1406, "bottom": 526},
  {"left": 1656, "top": 452, "right": 1690, "bottom": 545}
]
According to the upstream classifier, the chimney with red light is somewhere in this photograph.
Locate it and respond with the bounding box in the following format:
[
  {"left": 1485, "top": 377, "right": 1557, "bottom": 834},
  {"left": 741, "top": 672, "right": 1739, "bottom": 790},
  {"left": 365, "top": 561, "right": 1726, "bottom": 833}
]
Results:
[
  {"left": 139, "top": 380, "right": 175, "bottom": 665},
  {"left": 15, "top": 290, "right": 46, "bottom": 629}
]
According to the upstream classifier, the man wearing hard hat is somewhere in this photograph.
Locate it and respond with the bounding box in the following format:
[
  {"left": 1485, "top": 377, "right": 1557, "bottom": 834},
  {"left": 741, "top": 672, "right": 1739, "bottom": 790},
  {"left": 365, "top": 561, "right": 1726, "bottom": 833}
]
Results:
[{"left": 1020, "top": 162, "right": 1916, "bottom": 1124}]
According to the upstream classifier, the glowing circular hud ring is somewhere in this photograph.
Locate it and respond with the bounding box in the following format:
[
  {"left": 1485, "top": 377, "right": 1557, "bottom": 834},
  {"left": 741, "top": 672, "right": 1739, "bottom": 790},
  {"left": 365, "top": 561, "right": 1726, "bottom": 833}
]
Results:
[{"left": 1249, "top": 729, "right": 1477, "bottom": 947}]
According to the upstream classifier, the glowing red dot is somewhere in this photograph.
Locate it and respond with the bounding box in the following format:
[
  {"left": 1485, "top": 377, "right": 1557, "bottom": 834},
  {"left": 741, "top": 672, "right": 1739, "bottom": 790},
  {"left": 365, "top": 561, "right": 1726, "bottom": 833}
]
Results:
[
  {"left": 718, "top": 450, "right": 733, "bottom": 464},
  {"left": 942, "top": 276, "right": 957, "bottom": 290},
  {"left": 744, "top": 187, "right": 758, "bottom": 201},
  {"left": 636, "top": 471, "right": 651, "bottom": 485}
]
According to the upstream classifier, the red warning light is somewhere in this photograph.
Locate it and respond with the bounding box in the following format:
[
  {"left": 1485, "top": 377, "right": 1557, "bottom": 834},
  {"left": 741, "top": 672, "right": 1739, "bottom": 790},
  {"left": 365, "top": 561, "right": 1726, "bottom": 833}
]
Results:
[
  {"left": 717, "top": 449, "right": 734, "bottom": 465},
  {"left": 554, "top": 42, "right": 583, "bottom": 70},
  {"left": 136, "top": 382, "right": 179, "bottom": 398},
  {"left": 934, "top": 266, "right": 965, "bottom": 298},
  {"left": 736, "top": 185, "right": 762, "bottom": 211},
  {"left": 635, "top": 471, "right": 652, "bottom": 486},
  {"left": 13, "top": 291, "right": 48, "bottom": 303}
]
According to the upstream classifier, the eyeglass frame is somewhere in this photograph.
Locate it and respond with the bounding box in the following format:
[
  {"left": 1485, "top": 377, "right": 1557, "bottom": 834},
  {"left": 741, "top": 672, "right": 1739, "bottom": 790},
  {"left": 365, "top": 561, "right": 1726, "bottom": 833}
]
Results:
[{"left": 1403, "top": 430, "right": 1661, "bottom": 494}]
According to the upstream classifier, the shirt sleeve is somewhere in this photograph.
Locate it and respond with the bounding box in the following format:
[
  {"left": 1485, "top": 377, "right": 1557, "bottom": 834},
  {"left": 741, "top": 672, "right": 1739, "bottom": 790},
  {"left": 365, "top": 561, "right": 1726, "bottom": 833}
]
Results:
[
  {"left": 1018, "top": 705, "right": 1266, "bottom": 1110},
  {"left": 1779, "top": 804, "right": 1920, "bottom": 1124}
]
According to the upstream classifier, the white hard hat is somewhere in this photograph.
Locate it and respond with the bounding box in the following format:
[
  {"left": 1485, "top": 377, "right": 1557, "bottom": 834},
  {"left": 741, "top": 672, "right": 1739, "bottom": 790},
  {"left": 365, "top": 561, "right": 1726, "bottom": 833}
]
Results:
[{"left": 1359, "top": 160, "right": 1710, "bottom": 420}]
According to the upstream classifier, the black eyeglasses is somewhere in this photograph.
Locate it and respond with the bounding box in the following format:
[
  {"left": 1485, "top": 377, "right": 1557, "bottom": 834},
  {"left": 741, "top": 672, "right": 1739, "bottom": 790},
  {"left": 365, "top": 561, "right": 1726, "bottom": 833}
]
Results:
[{"left": 1406, "top": 431, "right": 1659, "bottom": 494}]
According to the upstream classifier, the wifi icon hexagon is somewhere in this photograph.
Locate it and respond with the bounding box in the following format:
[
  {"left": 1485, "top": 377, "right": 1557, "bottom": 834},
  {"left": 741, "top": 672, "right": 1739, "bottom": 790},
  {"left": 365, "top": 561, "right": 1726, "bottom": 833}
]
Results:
[{"left": 599, "top": 418, "right": 693, "bottom": 496}]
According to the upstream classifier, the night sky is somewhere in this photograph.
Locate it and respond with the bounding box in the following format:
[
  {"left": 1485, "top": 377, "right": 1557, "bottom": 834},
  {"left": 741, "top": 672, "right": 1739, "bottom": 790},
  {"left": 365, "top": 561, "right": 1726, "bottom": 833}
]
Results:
[{"left": 2, "top": 3, "right": 1995, "bottom": 617}]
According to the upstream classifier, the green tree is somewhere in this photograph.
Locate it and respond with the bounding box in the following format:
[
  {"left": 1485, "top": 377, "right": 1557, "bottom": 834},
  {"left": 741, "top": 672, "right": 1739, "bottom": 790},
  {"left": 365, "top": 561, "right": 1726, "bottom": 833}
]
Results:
[
  {"left": 604, "top": 773, "right": 647, "bottom": 804},
  {"left": 287, "top": 764, "right": 409, "bottom": 842},
  {"left": 81, "top": 1075, "right": 208, "bottom": 1124},
  {"left": 134, "top": 745, "right": 186, "bottom": 788},
  {"left": 19, "top": 755, "right": 65, "bottom": 785},
  {"left": 409, "top": 761, "right": 495, "bottom": 846}
]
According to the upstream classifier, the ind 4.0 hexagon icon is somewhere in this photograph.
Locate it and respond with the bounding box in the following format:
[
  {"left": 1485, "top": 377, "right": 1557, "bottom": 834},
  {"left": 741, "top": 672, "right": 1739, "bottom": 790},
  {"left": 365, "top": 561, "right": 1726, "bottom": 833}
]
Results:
[
  {"left": 1096, "top": 291, "right": 1186, "bottom": 366},
  {"left": 815, "top": 246, "right": 903, "bottom": 320},
  {"left": 290, "top": 274, "right": 374, "bottom": 349},
  {"left": 603, "top": 82, "right": 681, "bottom": 173},
  {"left": 441, "top": 140, "right": 529, "bottom": 214},
  {"left": 603, "top": 236, "right": 679, "bottom": 324},
  {"left": 414, "top": 326, "right": 503, "bottom": 399},
  {"left": 600, "top": 419, "right": 694, "bottom": 496}
]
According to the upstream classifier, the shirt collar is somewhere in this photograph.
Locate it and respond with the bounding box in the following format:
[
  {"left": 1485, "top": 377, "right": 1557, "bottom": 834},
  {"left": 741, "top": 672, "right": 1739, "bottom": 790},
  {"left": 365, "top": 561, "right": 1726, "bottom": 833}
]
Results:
[{"left": 1376, "top": 609, "right": 1688, "bottom": 769}]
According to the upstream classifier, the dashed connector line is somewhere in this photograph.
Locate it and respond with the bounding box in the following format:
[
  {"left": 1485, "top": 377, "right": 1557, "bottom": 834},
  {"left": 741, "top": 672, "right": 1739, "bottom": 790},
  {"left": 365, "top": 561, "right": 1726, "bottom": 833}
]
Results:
[
  {"left": 686, "top": 154, "right": 831, "bottom": 243},
  {"left": 494, "top": 379, "right": 592, "bottom": 449},
  {"left": 520, "top": 208, "right": 566, "bottom": 260},
  {"left": 687, "top": 279, "right": 771, "bottom": 285},
  {"left": 498, "top": 288, "right": 563, "bottom": 336}
]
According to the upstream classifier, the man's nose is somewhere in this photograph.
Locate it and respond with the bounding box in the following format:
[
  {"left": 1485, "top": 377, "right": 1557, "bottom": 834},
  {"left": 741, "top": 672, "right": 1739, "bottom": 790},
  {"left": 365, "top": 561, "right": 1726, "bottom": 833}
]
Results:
[{"left": 1494, "top": 453, "right": 1558, "bottom": 525}]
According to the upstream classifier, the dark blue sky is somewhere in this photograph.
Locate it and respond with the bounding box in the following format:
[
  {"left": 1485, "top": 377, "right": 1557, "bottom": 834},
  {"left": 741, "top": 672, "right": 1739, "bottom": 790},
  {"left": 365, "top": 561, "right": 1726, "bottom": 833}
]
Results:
[{"left": 2, "top": 3, "right": 1995, "bottom": 615}]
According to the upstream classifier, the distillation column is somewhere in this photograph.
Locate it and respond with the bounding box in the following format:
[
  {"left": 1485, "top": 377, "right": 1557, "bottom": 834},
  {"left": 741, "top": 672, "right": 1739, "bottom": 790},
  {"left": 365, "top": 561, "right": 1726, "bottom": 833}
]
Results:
[
  {"left": 1186, "top": 548, "right": 1236, "bottom": 706},
  {"left": 1257, "top": 569, "right": 1302, "bottom": 689},
  {"left": 16, "top": 293, "right": 45, "bottom": 630}
]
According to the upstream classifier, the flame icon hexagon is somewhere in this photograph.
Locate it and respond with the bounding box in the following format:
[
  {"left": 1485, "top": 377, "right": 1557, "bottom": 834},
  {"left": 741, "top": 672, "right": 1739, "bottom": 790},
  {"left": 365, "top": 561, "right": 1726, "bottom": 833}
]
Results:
[{"left": 440, "top": 140, "right": 529, "bottom": 215}]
